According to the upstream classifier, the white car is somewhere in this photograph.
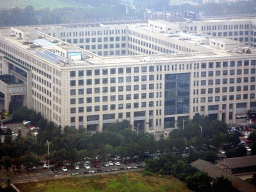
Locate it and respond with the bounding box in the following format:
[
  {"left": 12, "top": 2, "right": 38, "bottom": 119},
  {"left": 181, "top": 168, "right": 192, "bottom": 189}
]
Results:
[
  {"left": 218, "top": 149, "right": 225, "bottom": 154},
  {"left": 43, "top": 164, "right": 52, "bottom": 169},
  {"left": 246, "top": 146, "right": 251, "bottom": 151},
  {"left": 84, "top": 164, "right": 90, "bottom": 169},
  {"left": 114, "top": 162, "right": 121, "bottom": 166},
  {"left": 61, "top": 166, "right": 68, "bottom": 172},
  {"left": 108, "top": 161, "right": 114, "bottom": 166},
  {"left": 23, "top": 120, "right": 31, "bottom": 125},
  {"left": 75, "top": 164, "right": 79, "bottom": 170}
]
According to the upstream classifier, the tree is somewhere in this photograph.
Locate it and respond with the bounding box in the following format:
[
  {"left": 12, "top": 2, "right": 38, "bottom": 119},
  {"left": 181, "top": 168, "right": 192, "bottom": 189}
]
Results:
[
  {"left": 186, "top": 171, "right": 212, "bottom": 192},
  {"left": 20, "top": 152, "right": 39, "bottom": 169},
  {"left": 252, "top": 173, "right": 256, "bottom": 186},
  {"left": 251, "top": 142, "right": 256, "bottom": 156},
  {"left": 4, "top": 128, "right": 12, "bottom": 144},
  {"left": 212, "top": 176, "right": 240, "bottom": 192},
  {"left": 248, "top": 131, "right": 256, "bottom": 142}
]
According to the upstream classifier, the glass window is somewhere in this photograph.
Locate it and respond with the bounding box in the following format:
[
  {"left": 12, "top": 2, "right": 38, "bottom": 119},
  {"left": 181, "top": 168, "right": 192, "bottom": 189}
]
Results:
[
  {"left": 78, "top": 80, "right": 84, "bottom": 86},
  {"left": 78, "top": 89, "right": 84, "bottom": 95},
  {"left": 223, "top": 79, "right": 227, "bottom": 84},
  {"left": 201, "top": 80, "right": 206, "bottom": 85},
  {"left": 142, "top": 75, "right": 147, "bottom": 81},
  {"left": 103, "top": 87, "right": 108, "bottom": 93},
  {"left": 103, "top": 96, "right": 108, "bottom": 102},
  {"left": 95, "top": 79, "right": 100, "bottom": 84},
  {"left": 102, "top": 69, "right": 108, "bottom": 75},
  {"left": 70, "top": 89, "right": 76, "bottom": 95},
  {"left": 78, "top": 70, "right": 84, "bottom": 76},
  {"left": 111, "top": 77, "right": 116, "bottom": 83},
  {"left": 118, "top": 95, "right": 123, "bottom": 100},
  {"left": 87, "top": 106, "right": 92, "bottom": 112},
  {"left": 149, "top": 75, "right": 154, "bottom": 81},
  {"left": 142, "top": 66, "right": 147, "bottom": 72},
  {"left": 118, "top": 86, "right": 123, "bottom": 92},
  {"left": 79, "top": 98, "right": 84, "bottom": 103},
  {"left": 126, "top": 103, "right": 131, "bottom": 109},
  {"left": 70, "top": 71, "right": 76, "bottom": 77},
  {"left": 222, "top": 87, "right": 227, "bottom": 92},
  {"left": 70, "top": 108, "right": 76, "bottom": 114},
  {"left": 118, "top": 68, "right": 123, "bottom": 74},
  {"left": 110, "top": 86, "right": 116, "bottom": 92},
  {"left": 95, "top": 97, "right": 100, "bottom": 102},
  {"left": 103, "top": 105, "right": 108, "bottom": 111},
  {"left": 110, "top": 68, "right": 116, "bottom": 74},
  {"left": 230, "top": 78, "right": 235, "bottom": 83},
  {"left": 70, "top": 80, "right": 76, "bottom": 86},
  {"left": 134, "top": 94, "right": 139, "bottom": 99},
  {"left": 87, "top": 88, "right": 92, "bottom": 94},
  {"left": 70, "top": 99, "right": 76, "bottom": 104},
  {"left": 134, "top": 76, "right": 139, "bottom": 82},
  {"left": 126, "top": 94, "right": 131, "bottom": 100},
  {"left": 95, "top": 88, "right": 100, "bottom": 93},
  {"left": 87, "top": 70, "right": 92, "bottom": 76},
  {"left": 110, "top": 95, "right": 115, "bottom": 101},
  {"left": 134, "top": 67, "right": 139, "bottom": 73},
  {"left": 126, "top": 67, "right": 131, "bottom": 73},
  {"left": 230, "top": 70, "right": 235, "bottom": 75},
  {"left": 134, "top": 85, "right": 139, "bottom": 90},
  {"left": 87, "top": 79, "right": 92, "bottom": 85}
]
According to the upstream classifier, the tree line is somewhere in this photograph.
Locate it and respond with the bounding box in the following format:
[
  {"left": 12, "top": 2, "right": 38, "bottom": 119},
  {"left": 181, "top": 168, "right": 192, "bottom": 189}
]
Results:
[{"left": 1, "top": 106, "right": 256, "bottom": 190}]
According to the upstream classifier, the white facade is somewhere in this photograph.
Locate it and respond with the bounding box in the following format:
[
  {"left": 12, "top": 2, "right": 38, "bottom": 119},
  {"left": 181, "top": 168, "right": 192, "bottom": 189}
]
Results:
[{"left": 0, "top": 18, "right": 255, "bottom": 133}]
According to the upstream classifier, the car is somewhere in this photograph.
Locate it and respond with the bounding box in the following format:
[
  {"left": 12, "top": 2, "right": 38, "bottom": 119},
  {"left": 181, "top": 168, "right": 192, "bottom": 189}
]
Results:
[
  {"left": 240, "top": 140, "right": 245, "bottom": 144},
  {"left": 43, "top": 164, "right": 52, "bottom": 169},
  {"left": 74, "top": 164, "right": 79, "bottom": 170},
  {"left": 29, "top": 126, "right": 36, "bottom": 129},
  {"left": 89, "top": 170, "right": 95, "bottom": 174},
  {"left": 246, "top": 146, "right": 251, "bottom": 151},
  {"left": 246, "top": 139, "right": 254, "bottom": 143},
  {"left": 124, "top": 161, "right": 130, "bottom": 165},
  {"left": 23, "top": 120, "right": 31, "bottom": 125},
  {"left": 114, "top": 162, "right": 121, "bottom": 166},
  {"left": 103, "top": 163, "right": 109, "bottom": 167},
  {"left": 26, "top": 167, "right": 36, "bottom": 171},
  {"left": 94, "top": 164, "right": 100, "bottom": 168},
  {"left": 246, "top": 126, "right": 252, "bottom": 131},
  {"left": 97, "top": 169, "right": 102, "bottom": 172},
  {"left": 84, "top": 164, "right": 90, "bottom": 169},
  {"left": 218, "top": 149, "right": 225, "bottom": 154},
  {"left": 108, "top": 161, "right": 114, "bottom": 166},
  {"left": 61, "top": 166, "right": 68, "bottom": 172},
  {"left": 52, "top": 168, "right": 58, "bottom": 173}
]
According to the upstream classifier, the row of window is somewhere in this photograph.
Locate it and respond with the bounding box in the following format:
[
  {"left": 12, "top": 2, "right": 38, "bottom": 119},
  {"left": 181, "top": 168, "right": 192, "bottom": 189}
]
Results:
[
  {"left": 197, "top": 77, "right": 256, "bottom": 86},
  {"left": 200, "top": 85, "right": 255, "bottom": 94},
  {"left": 70, "top": 66, "right": 157, "bottom": 77},
  {"left": 200, "top": 93, "right": 255, "bottom": 103},
  {"left": 201, "top": 68, "right": 255, "bottom": 77},
  {"left": 70, "top": 101, "right": 162, "bottom": 113},
  {"left": 70, "top": 92, "right": 162, "bottom": 104},
  {"left": 70, "top": 75, "right": 161, "bottom": 86},
  {"left": 70, "top": 84, "right": 157, "bottom": 95}
]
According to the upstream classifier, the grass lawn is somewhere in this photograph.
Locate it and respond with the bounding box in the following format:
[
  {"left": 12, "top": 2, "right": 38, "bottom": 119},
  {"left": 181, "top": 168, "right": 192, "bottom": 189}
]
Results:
[
  {"left": 15, "top": 171, "right": 193, "bottom": 192},
  {"left": 0, "top": 0, "right": 87, "bottom": 10}
]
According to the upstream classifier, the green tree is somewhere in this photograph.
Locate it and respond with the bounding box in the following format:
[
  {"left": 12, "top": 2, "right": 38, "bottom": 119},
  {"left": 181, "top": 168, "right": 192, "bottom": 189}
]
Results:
[
  {"left": 186, "top": 171, "right": 212, "bottom": 192},
  {"left": 251, "top": 142, "right": 256, "bottom": 156},
  {"left": 4, "top": 128, "right": 12, "bottom": 144},
  {"left": 212, "top": 175, "right": 240, "bottom": 192},
  {"left": 20, "top": 152, "right": 39, "bottom": 169}
]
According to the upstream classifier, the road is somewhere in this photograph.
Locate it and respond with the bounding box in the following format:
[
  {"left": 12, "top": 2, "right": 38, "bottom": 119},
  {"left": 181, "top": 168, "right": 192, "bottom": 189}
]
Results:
[
  {"left": 0, "top": 162, "right": 145, "bottom": 184},
  {"left": 5, "top": 123, "right": 29, "bottom": 136}
]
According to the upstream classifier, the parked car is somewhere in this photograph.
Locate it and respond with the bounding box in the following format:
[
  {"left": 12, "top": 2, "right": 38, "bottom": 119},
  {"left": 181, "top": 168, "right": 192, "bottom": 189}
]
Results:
[
  {"left": 26, "top": 167, "right": 36, "bottom": 171},
  {"left": 114, "top": 162, "right": 121, "bottom": 166},
  {"left": 108, "top": 161, "right": 114, "bottom": 166},
  {"left": 23, "top": 120, "right": 31, "bottom": 125},
  {"left": 52, "top": 168, "right": 58, "bottom": 173},
  {"left": 61, "top": 166, "right": 68, "bottom": 172},
  {"left": 246, "top": 146, "right": 251, "bottom": 151},
  {"left": 103, "top": 163, "right": 109, "bottom": 167},
  {"left": 84, "top": 164, "right": 90, "bottom": 169},
  {"left": 43, "top": 164, "right": 52, "bottom": 169},
  {"left": 74, "top": 164, "right": 79, "bottom": 170},
  {"left": 94, "top": 164, "right": 100, "bottom": 168}
]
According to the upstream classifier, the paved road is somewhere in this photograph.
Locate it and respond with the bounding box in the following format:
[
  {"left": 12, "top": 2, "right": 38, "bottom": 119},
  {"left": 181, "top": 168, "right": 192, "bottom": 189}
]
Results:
[
  {"left": 0, "top": 163, "right": 145, "bottom": 184},
  {"left": 5, "top": 123, "right": 29, "bottom": 136}
]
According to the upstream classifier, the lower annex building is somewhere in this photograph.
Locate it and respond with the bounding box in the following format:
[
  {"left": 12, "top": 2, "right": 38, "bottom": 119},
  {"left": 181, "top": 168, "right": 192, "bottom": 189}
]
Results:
[{"left": 0, "top": 18, "right": 256, "bottom": 134}]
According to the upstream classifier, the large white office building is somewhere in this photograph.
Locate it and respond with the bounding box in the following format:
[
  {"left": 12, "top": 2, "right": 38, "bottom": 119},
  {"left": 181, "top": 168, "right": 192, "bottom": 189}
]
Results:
[{"left": 0, "top": 17, "right": 256, "bottom": 134}]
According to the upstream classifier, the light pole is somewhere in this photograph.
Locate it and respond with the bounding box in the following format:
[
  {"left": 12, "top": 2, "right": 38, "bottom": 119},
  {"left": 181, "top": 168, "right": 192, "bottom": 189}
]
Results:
[
  {"left": 183, "top": 119, "right": 186, "bottom": 130},
  {"left": 46, "top": 140, "right": 49, "bottom": 167},
  {"left": 34, "top": 129, "right": 38, "bottom": 158},
  {"left": 137, "top": 123, "right": 140, "bottom": 134},
  {"left": 199, "top": 126, "right": 202, "bottom": 137}
]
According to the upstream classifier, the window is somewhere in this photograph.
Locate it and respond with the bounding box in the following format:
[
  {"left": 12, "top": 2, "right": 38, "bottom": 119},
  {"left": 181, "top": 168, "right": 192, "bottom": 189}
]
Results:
[
  {"left": 110, "top": 95, "right": 115, "bottom": 101},
  {"left": 215, "top": 79, "right": 220, "bottom": 84},
  {"left": 229, "top": 87, "right": 234, "bottom": 92},
  {"left": 111, "top": 86, "right": 116, "bottom": 92},
  {"left": 215, "top": 96, "right": 220, "bottom": 101},
  {"left": 244, "top": 69, "right": 249, "bottom": 74},
  {"left": 134, "top": 76, "right": 139, "bottom": 82},
  {"left": 118, "top": 68, "right": 123, "bottom": 74},
  {"left": 126, "top": 94, "right": 131, "bottom": 100},
  {"left": 87, "top": 88, "right": 92, "bottom": 94},
  {"left": 236, "top": 95, "right": 241, "bottom": 100},
  {"left": 87, "top": 106, "right": 92, "bottom": 112},
  {"left": 222, "top": 95, "right": 227, "bottom": 101},
  {"left": 111, "top": 77, "right": 116, "bottom": 83},
  {"left": 70, "top": 71, "right": 76, "bottom": 77},
  {"left": 87, "top": 70, "right": 92, "bottom": 76},
  {"left": 103, "top": 69, "right": 108, "bottom": 75},
  {"left": 118, "top": 95, "right": 123, "bottom": 100},
  {"left": 209, "top": 62, "right": 213, "bottom": 68},
  {"left": 223, "top": 70, "right": 228, "bottom": 75},
  {"left": 244, "top": 77, "right": 248, "bottom": 83},
  {"left": 201, "top": 72, "right": 206, "bottom": 77},
  {"left": 78, "top": 89, "right": 84, "bottom": 94},
  {"left": 209, "top": 71, "right": 213, "bottom": 76},
  {"left": 71, "top": 117, "right": 75, "bottom": 122},
  {"left": 95, "top": 69, "right": 100, "bottom": 75},
  {"left": 223, "top": 62, "right": 228, "bottom": 67},
  {"left": 79, "top": 107, "right": 84, "bottom": 113},
  {"left": 230, "top": 78, "right": 235, "bottom": 83},
  {"left": 201, "top": 80, "right": 206, "bottom": 85},
  {"left": 230, "top": 70, "right": 235, "bottom": 75},
  {"left": 70, "top": 99, "right": 76, "bottom": 104},
  {"left": 142, "top": 66, "right": 147, "bottom": 72},
  {"left": 201, "top": 97, "right": 205, "bottom": 103},
  {"left": 222, "top": 87, "right": 227, "bottom": 92},
  {"left": 201, "top": 89, "right": 206, "bottom": 94},
  {"left": 78, "top": 70, "right": 84, "bottom": 76},
  {"left": 70, "top": 89, "right": 76, "bottom": 95},
  {"left": 95, "top": 106, "right": 100, "bottom": 111},
  {"left": 103, "top": 87, "right": 108, "bottom": 93},
  {"left": 149, "top": 84, "right": 154, "bottom": 89},
  {"left": 118, "top": 86, "right": 123, "bottom": 92},
  {"left": 126, "top": 103, "right": 131, "bottom": 109},
  {"left": 134, "top": 67, "right": 139, "bottom": 73},
  {"left": 237, "top": 86, "right": 241, "bottom": 91},
  {"left": 103, "top": 96, "right": 108, "bottom": 102},
  {"left": 103, "top": 105, "right": 108, "bottom": 111},
  {"left": 95, "top": 88, "right": 100, "bottom": 93},
  {"left": 134, "top": 103, "right": 139, "bottom": 108},
  {"left": 244, "top": 86, "right": 248, "bottom": 91},
  {"left": 229, "top": 95, "right": 234, "bottom": 100},
  {"left": 208, "top": 80, "right": 213, "bottom": 85},
  {"left": 237, "top": 69, "right": 242, "bottom": 75},
  {"left": 79, "top": 98, "right": 84, "bottom": 103},
  {"left": 95, "top": 97, "right": 100, "bottom": 102},
  {"left": 142, "top": 75, "right": 147, "bottom": 81},
  {"left": 70, "top": 108, "right": 76, "bottom": 113},
  {"left": 134, "top": 94, "right": 139, "bottom": 99},
  {"left": 110, "top": 68, "right": 116, "bottom": 74},
  {"left": 78, "top": 80, "right": 84, "bottom": 86},
  {"left": 223, "top": 79, "right": 227, "bottom": 84},
  {"left": 216, "top": 71, "right": 220, "bottom": 76},
  {"left": 251, "top": 77, "right": 255, "bottom": 82},
  {"left": 201, "top": 63, "right": 206, "bottom": 68},
  {"left": 149, "top": 75, "right": 154, "bottom": 81},
  {"left": 208, "top": 88, "right": 213, "bottom": 93},
  {"left": 126, "top": 67, "right": 131, "bottom": 73},
  {"left": 70, "top": 80, "right": 76, "bottom": 86},
  {"left": 134, "top": 85, "right": 139, "bottom": 90}
]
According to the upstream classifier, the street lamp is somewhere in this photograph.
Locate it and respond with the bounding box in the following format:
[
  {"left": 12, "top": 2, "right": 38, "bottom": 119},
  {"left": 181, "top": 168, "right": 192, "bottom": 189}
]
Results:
[
  {"left": 137, "top": 123, "right": 140, "bottom": 134},
  {"left": 46, "top": 140, "right": 49, "bottom": 167},
  {"left": 183, "top": 119, "right": 186, "bottom": 130},
  {"left": 199, "top": 126, "right": 202, "bottom": 137},
  {"left": 34, "top": 129, "right": 38, "bottom": 158}
]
